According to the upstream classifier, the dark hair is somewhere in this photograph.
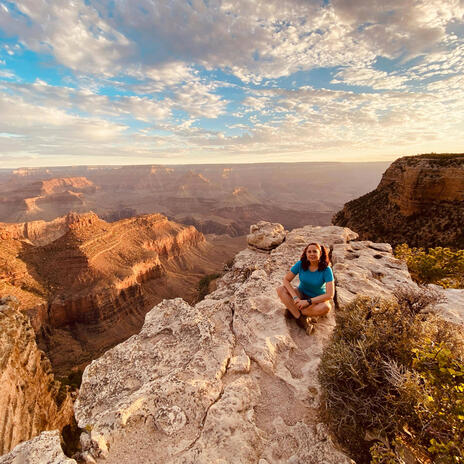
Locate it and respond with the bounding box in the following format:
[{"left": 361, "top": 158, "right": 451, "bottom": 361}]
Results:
[{"left": 300, "top": 242, "right": 331, "bottom": 271}]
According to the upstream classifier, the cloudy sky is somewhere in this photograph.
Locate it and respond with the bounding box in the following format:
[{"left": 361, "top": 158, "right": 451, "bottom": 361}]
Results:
[{"left": 0, "top": 0, "right": 464, "bottom": 167}]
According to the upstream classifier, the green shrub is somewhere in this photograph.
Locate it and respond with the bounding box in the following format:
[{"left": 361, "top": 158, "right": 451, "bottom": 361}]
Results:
[
  {"left": 318, "top": 289, "right": 464, "bottom": 463},
  {"left": 57, "top": 369, "right": 83, "bottom": 391},
  {"left": 395, "top": 244, "right": 464, "bottom": 288},
  {"left": 197, "top": 273, "right": 221, "bottom": 302}
]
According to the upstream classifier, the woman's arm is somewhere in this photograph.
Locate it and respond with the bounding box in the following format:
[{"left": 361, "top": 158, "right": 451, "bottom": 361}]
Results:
[{"left": 282, "top": 271, "right": 299, "bottom": 299}]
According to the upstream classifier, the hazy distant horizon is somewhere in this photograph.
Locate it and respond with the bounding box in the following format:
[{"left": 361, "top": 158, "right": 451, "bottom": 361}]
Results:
[
  {"left": 0, "top": 161, "right": 388, "bottom": 229},
  {"left": 0, "top": 159, "right": 393, "bottom": 171}
]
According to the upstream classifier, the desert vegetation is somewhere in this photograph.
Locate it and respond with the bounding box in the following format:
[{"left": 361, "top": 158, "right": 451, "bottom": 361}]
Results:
[
  {"left": 318, "top": 287, "right": 464, "bottom": 463},
  {"left": 395, "top": 244, "right": 464, "bottom": 288},
  {"left": 413, "top": 153, "right": 464, "bottom": 165},
  {"left": 196, "top": 273, "right": 222, "bottom": 301}
]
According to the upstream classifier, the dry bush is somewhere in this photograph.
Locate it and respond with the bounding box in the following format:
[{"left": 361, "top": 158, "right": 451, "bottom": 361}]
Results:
[{"left": 318, "top": 288, "right": 464, "bottom": 464}]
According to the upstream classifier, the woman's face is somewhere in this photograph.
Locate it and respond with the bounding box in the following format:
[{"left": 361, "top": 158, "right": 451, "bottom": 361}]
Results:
[{"left": 306, "top": 245, "right": 321, "bottom": 263}]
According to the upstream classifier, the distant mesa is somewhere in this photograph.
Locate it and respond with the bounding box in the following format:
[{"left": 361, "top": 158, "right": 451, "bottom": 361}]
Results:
[
  {"left": 333, "top": 153, "right": 464, "bottom": 248},
  {"left": 0, "top": 162, "right": 388, "bottom": 232},
  {"left": 38, "top": 177, "right": 96, "bottom": 195},
  {"left": 0, "top": 176, "right": 96, "bottom": 223}
]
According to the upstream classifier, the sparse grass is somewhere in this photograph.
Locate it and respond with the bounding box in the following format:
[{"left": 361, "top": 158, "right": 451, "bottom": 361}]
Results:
[
  {"left": 414, "top": 153, "right": 464, "bottom": 160},
  {"left": 404, "top": 153, "right": 464, "bottom": 167},
  {"left": 224, "top": 257, "right": 235, "bottom": 271},
  {"left": 57, "top": 369, "right": 83, "bottom": 392}
]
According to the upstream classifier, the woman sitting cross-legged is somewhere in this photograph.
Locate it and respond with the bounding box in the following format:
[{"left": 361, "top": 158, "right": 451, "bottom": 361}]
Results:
[{"left": 276, "top": 242, "right": 334, "bottom": 334}]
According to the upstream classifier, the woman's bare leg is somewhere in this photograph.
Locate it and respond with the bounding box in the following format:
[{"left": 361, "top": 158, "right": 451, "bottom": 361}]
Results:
[
  {"left": 301, "top": 300, "right": 333, "bottom": 317},
  {"left": 276, "top": 286, "right": 304, "bottom": 318}
]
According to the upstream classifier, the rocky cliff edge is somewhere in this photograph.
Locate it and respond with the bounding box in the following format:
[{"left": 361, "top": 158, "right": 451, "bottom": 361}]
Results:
[
  {"left": 333, "top": 154, "right": 464, "bottom": 248},
  {"left": 2, "top": 223, "right": 463, "bottom": 464}
]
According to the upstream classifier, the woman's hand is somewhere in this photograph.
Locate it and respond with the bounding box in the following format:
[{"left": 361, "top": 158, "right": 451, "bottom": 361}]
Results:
[{"left": 296, "top": 299, "right": 310, "bottom": 310}]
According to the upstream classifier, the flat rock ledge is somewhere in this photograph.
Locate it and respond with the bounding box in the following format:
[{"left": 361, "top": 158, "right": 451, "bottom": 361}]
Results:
[{"left": 9, "top": 224, "right": 463, "bottom": 463}]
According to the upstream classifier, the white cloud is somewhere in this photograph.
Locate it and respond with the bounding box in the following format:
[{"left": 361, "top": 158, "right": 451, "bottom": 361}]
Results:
[
  {"left": 331, "top": 67, "right": 408, "bottom": 89},
  {"left": 2, "top": 0, "right": 462, "bottom": 81},
  {"left": 0, "top": 0, "right": 132, "bottom": 74},
  {"left": 0, "top": 78, "right": 227, "bottom": 123},
  {"left": 1, "top": 0, "right": 464, "bottom": 166},
  {"left": 170, "top": 81, "right": 227, "bottom": 118}
]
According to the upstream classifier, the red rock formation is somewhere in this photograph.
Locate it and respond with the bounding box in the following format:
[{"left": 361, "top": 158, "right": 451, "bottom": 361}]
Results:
[
  {"left": 333, "top": 154, "right": 464, "bottom": 248},
  {"left": 0, "top": 177, "right": 95, "bottom": 223},
  {"left": 0, "top": 212, "right": 243, "bottom": 374},
  {"left": 379, "top": 156, "right": 464, "bottom": 216},
  {"left": 0, "top": 299, "right": 73, "bottom": 455},
  {"left": 0, "top": 163, "right": 388, "bottom": 230},
  {"left": 39, "top": 177, "right": 95, "bottom": 195}
]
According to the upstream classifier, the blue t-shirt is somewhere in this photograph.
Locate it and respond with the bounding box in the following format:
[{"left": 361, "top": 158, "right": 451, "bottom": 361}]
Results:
[{"left": 290, "top": 260, "right": 334, "bottom": 297}]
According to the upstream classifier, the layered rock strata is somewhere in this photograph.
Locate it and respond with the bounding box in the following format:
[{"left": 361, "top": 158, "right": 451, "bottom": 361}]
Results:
[
  {"left": 0, "top": 211, "right": 94, "bottom": 246},
  {"left": 0, "top": 162, "right": 388, "bottom": 234},
  {"left": 0, "top": 300, "right": 74, "bottom": 455},
  {"left": 71, "top": 224, "right": 425, "bottom": 464},
  {"left": 0, "top": 212, "right": 243, "bottom": 374},
  {"left": 0, "top": 177, "right": 96, "bottom": 223},
  {"left": 333, "top": 154, "right": 464, "bottom": 248}
]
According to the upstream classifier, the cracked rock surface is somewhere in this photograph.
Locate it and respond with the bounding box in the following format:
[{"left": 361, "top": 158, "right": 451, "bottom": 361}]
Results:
[{"left": 72, "top": 224, "right": 461, "bottom": 463}]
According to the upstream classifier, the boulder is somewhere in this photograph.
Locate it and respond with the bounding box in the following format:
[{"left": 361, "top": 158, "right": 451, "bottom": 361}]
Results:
[
  {"left": 430, "top": 285, "right": 464, "bottom": 325},
  {"left": 247, "top": 221, "right": 286, "bottom": 251}
]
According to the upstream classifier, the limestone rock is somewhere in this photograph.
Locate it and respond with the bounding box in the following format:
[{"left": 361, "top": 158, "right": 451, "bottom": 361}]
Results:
[
  {"left": 72, "top": 223, "right": 462, "bottom": 463},
  {"left": 331, "top": 239, "right": 415, "bottom": 307},
  {"left": 7, "top": 221, "right": 463, "bottom": 463},
  {"left": 74, "top": 297, "right": 235, "bottom": 461},
  {"left": 430, "top": 286, "right": 464, "bottom": 325},
  {"left": 247, "top": 221, "right": 286, "bottom": 251},
  {"left": 0, "top": 430, "right": 76, "bottom": 464},
  {"left": 228, "top": 348, "right": 251, "bottom": 374}
]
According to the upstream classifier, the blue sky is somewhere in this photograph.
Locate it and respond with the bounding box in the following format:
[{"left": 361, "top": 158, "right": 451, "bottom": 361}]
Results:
[{"left": 0, "top": 0, "right": 464, "bottom": 167}]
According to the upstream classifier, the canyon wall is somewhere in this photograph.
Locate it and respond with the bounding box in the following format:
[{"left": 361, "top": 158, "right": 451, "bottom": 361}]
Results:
[
  {"left": 0, "top": 212, "right": 90, "bottom": 246},
  {"left": 333, "top": 154, "right": 464, "bottom": 248},
  {"left": 0, "top": 298, "right": 74, "bottom": 455},
  {"left": 379, "top": 155, "right": 464, "bottom": 216},
  {"left": 0, "top": 212, "right": 244, "bottom": 375}
]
